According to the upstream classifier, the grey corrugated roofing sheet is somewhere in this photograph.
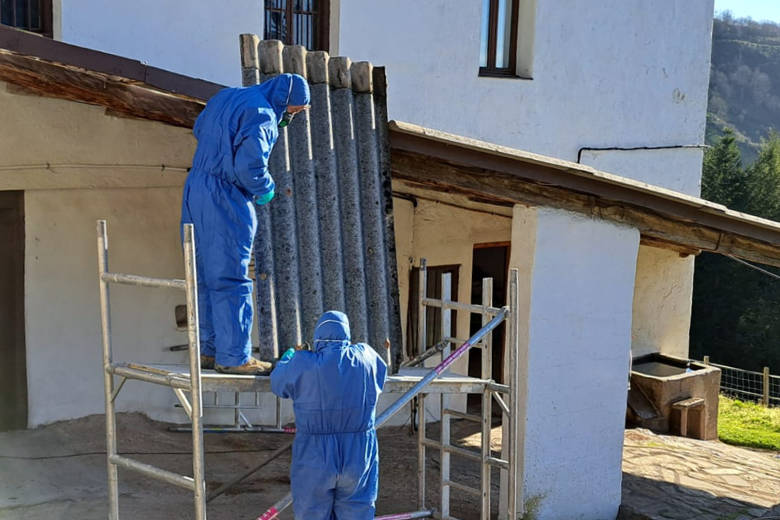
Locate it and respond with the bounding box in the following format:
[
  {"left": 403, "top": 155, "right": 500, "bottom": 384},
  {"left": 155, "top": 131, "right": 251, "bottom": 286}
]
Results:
[{"left": 241, "top": 36, "right": 402, "bottom": 366}]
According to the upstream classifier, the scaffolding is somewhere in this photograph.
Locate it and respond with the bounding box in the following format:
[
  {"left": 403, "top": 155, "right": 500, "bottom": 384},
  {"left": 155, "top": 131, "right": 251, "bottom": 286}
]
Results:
[
  {"left": 97, "top": 220, "right": 520, "bottom": 519},
  {"left": 412, "top": 260, "right": 521, "bottom": 520}
]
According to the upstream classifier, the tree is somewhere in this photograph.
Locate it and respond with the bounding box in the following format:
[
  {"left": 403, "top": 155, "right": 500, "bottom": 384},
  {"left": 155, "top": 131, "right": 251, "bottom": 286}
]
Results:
[
  {"left": 745, "top": 132, "right": 780, "bottom": 219},
  {"left": 691, "top": 131, "right": 780, "bottom": 372},
  {"left": 701, "top": 128, "right": 744, "bottom": 207}
]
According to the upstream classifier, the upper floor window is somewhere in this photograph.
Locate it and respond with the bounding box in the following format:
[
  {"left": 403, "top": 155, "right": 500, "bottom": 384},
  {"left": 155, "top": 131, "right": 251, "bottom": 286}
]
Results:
[
  {"left": 264, "top": 0, "right": 329, "bottom": 51},
  {"left": 1, "top": 0, "right": 52, "bottom": 37},
  {"left": 480, "top": 0, "right": 519, "bottom": 76},
  {"left": 479, "top": 0, "right": 536, "bottom": 79}
]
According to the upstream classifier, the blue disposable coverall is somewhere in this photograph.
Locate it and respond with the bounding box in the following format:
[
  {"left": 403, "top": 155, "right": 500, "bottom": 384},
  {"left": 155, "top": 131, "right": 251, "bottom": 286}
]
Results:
[
  {"left": 271, "top": 311, "right": 388, "bottom": 519},
  {"left": 181, "top": 74, "right": 310, "bottom": 367}
]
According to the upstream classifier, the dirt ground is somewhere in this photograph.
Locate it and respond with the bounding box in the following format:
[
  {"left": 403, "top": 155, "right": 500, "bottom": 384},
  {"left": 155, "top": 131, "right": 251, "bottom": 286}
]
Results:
[
  {"left": 0, "top": 413, "right": 496, "bottom": 520},
  {"left": 3, "top": 413, "right": 778, "bottom": 519}
]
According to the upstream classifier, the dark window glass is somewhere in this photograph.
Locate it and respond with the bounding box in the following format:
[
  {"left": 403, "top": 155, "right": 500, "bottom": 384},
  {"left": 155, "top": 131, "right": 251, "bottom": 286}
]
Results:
[
  {"left": 1, "top": 0, "right": 50, "bottom": 36},
  {"left": 1, "top": 2, "right": 13, "bottom": 26},
  {"left": 264, "top": 0, "right": 328, "bottom": 51}
]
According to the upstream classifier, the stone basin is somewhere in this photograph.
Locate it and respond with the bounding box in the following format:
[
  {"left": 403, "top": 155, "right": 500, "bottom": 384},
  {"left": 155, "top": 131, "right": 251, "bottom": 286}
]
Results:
[{"left": 628, "top": 353, "right": 721, "bottom": 440}]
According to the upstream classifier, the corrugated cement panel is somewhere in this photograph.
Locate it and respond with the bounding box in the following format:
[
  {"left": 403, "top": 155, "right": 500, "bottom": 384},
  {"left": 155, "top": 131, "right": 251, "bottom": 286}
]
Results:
[{"left": 240, "top": 36, "right": 402, "bottom": 367}]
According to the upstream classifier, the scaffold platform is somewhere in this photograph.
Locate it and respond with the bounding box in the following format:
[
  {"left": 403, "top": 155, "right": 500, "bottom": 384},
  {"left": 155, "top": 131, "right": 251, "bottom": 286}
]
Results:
[{"left": 116, "top": 363, "right": 496, "bottom": 395}]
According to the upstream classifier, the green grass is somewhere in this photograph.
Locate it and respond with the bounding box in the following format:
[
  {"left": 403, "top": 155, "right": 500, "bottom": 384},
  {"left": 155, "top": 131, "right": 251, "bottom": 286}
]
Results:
[{"left": 718, "top": 395, "right": 780, "bottom": 451}]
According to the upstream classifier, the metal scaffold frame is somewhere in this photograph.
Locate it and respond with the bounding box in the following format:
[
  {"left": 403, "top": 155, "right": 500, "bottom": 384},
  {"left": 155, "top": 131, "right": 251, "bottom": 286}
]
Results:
[
  {"left": 412, "top": 260, "right": 520, "bottom": 520},
  {"left": 96, "top": 222, "right": 520, "bottom": 520},
  {"left": 97, "top": 219, "right": 207, "bottom": 520}
]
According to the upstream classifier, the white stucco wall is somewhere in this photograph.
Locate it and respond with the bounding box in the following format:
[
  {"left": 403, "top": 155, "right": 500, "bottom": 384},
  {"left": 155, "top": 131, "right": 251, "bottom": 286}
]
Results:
[
  {"left": 1, "top": 82, "right": 203, "bottom": 426},
  {"left": 509, "top": 206, "right": 639, "bottom": 519},
  {"left": 58, "top": 0, "right": 262, "bottom": 86},
  {"left": 579, "top": 148, "right": 699, "bottom": 360},
  {"left": 579, "top": 147, "right": 705, "bottom": 198},
  {"left": 339, "top": 0, "right": 714, "bottom": 163},
  {"left": 24, "top": 187, "right": 187, "bottom": 425},
  {"left": 404, "top": 198, "right": 512, "bottom": 349},
  {"left": 22, "top": 184, "right": 283, "bottom": 427},
  {"left": 631, "top": 246, "right": 695, "bottom": 359},
  {"left": 377, "top": 194, "right": 512, "bottom": 424}
]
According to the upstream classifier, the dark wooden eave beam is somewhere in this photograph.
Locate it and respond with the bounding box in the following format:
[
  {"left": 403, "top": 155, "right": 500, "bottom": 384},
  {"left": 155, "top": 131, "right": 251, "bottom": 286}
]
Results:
[
  {"left": 0, "top": 24, "right": 223, "bottom": 99},
  {"left": 0, "top": 48, "right": 206, "bottom": 128},
  {"left": 389, "top": 126, "right": 780, "bottom": 268}
]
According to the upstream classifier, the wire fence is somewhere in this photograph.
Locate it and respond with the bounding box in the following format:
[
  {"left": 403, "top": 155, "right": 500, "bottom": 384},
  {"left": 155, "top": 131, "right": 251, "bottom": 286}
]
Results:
[{"left": 699, "top": 357, "right": 780, "bottom": 407}]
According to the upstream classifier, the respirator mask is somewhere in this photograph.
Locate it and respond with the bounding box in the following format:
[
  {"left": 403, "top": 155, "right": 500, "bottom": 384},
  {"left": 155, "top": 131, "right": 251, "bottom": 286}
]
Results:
[{"left": 278, "top": 111, "right": 295, "bottom": 128}]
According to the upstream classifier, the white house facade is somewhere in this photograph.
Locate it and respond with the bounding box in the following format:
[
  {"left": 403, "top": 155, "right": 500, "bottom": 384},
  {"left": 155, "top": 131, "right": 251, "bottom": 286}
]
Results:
[{"left": 1, "top": 1, "right": 716, "bottom": 518}]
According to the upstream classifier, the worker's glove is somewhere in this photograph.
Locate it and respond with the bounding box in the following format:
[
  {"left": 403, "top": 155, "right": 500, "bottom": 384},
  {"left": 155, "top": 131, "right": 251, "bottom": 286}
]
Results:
[{"left": 254, "top": 189, "right": 275, "bottom": 206}]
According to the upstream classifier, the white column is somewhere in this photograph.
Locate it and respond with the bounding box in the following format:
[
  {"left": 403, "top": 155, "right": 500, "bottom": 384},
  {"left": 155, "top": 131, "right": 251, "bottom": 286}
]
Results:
[{"left": 503, "top": 205, "right": 639, "bottom": 519}]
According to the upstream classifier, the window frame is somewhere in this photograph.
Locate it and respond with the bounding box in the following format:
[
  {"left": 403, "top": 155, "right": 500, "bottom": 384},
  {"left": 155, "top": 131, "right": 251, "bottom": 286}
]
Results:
[
  {"left": 264, "top": 0, "right": 329, "bottom": 52},
  {"left": 479, "top": 0, "right": 520, "bottom": 78},
  {"left": 0, "top": 0, "right": 52, "bottom": 37}
]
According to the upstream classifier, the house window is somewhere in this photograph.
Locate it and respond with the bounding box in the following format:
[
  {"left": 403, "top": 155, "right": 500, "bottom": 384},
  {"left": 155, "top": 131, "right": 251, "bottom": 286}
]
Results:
[
  {"left": 479, "top": 0, "right": 535, "bottom": 78},
  {"left": 0, "top": 0, "right": 52, "bottom": 37},
  {"left": 264, "top": 0, "right": 329, "bottom": 51}
]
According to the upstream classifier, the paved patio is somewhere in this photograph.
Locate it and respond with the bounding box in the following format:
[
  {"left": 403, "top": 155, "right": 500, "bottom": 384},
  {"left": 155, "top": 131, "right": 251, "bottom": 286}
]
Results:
[{"left": 620, "top": 428, "right": 780, "bottom": 520}]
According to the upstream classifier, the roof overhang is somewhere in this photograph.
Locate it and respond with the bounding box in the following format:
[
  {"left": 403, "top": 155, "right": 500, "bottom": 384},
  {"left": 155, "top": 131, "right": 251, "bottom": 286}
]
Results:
[
  {"left": 0, "top": 25, "right": 220, "bottom": 127},
  {"left": 4, "top": 26, "right": 779, "bottom": 268},
  {"left": 388, "top": 120, "right": 780, "bottom": 268}
]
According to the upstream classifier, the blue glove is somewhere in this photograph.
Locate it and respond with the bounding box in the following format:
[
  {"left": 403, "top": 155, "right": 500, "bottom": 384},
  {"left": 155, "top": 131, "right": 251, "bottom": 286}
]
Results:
[{"left": 254, "top": 189, "right": 275, "bottom": 205}]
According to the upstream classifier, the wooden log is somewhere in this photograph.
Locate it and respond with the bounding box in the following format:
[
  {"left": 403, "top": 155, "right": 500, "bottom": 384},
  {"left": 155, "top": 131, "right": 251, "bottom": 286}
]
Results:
[
  {"left": 390, "top": 149, "right": 780, "bottom": 268},
  {"left": 0, "top": 49, "right": 205, "bottom": 128}
]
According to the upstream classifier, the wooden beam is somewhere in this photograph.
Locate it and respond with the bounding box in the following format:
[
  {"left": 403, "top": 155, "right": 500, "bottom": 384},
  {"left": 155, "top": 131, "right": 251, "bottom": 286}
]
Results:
[
  {"left": 0, "top": 24, "right": 223, "bottom": 100},
  {"left": 639, "top": 236, "right": 701, "bottom": 257},
  {"left": 0, "top": 49, "right": 205, "bottom": 128},
  {"left": 390, "top": 150, "right": 780, "bottom": 268}
]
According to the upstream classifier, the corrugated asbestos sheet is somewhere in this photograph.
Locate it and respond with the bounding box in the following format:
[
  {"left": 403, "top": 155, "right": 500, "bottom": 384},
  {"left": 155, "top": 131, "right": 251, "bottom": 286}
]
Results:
[{"left": 240, "top": 35, "right": 402, "bottom": 366}]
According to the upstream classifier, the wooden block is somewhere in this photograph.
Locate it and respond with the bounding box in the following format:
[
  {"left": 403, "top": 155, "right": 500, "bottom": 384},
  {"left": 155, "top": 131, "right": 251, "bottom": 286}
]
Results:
[{"left": 672, "top": 397, "right": 705, "bottom": 409}]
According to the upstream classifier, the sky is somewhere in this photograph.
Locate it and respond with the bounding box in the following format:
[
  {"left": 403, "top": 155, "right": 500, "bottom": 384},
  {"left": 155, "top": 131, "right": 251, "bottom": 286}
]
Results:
[{"left": 714, "top": 0, "right": 780, "bottom": 23}]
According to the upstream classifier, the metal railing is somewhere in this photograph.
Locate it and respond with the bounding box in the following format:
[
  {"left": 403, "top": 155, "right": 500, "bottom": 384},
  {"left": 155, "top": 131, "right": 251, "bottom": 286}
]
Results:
[{"left": 701, "top": 356, "right": 780, "bottom": 407}]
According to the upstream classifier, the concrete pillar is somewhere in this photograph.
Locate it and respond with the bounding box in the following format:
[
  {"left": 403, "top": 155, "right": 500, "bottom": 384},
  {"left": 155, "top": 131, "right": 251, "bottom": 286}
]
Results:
[
  {"left": 504, "top": 205, "right": 639, "bottom": 519},
  {"left": 631, "top": 246, "right": 694, "bottom": 359}
]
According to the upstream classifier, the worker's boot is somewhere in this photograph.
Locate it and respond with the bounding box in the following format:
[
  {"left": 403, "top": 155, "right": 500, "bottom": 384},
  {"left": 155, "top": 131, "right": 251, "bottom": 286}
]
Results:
[
  {"left": 200, "top": 355, "right": 215, "bottom": 370},
  {"left": 215, "top": 356, "right": 273, "bottom": 375}
]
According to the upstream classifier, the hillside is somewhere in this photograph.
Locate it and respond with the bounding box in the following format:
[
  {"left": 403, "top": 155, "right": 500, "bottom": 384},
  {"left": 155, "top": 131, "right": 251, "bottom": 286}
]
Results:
[{"left": 707, "top": 14, "right": 780, "bottom": 161}]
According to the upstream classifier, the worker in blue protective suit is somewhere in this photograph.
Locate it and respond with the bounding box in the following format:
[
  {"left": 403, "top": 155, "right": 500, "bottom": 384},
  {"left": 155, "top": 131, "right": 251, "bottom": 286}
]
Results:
[
  {"left": 271, "top": 311, "right": 388, "bottom": 519},
  {"left": 181, "top": 73, "right": 310, "bottom": 375}
]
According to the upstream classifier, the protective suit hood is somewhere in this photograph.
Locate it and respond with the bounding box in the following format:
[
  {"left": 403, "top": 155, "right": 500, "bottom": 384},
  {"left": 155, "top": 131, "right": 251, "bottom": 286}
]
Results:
[
  {"left": 253, "top": 73, "right": 310, "bottom": 122},
  {"left": 313, "top": 311, "right": 351, "bottom": 351}
]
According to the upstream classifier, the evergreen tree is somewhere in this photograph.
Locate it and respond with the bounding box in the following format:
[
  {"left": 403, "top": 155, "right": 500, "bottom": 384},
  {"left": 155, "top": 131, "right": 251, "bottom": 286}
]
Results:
[
  {"left": 691, "top": 131, "right": 780, "bottom": 372},
  {"left": 745, "top": 132, "right": 780, "bottom": 219},
  {"left": 701, "top": 128, "right": 744, "bottom": 207}
]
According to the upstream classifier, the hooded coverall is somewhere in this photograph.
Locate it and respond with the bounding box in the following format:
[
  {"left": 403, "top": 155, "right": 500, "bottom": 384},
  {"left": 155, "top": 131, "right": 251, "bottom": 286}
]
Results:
[
  {"left": 181, "top": 74, "right": 310, "bottom": 367},
  {"left": 271, "top": 311, "right": 388, "bottom": 519}
]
